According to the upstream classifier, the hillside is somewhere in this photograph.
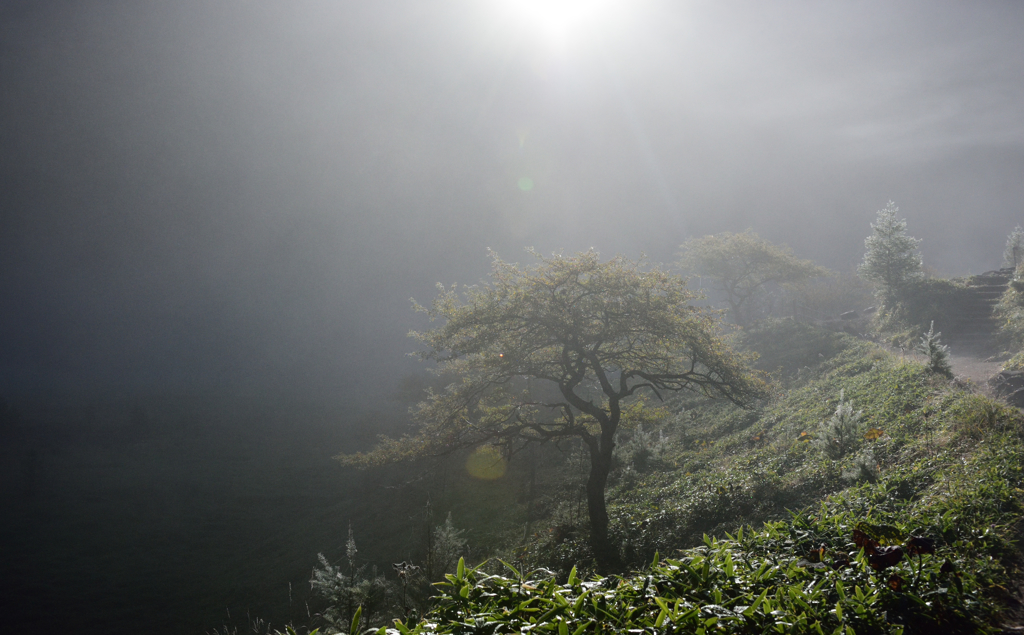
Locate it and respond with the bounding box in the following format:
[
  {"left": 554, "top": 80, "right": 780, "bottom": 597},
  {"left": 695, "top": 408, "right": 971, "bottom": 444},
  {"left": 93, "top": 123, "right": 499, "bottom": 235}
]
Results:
[{"left": 385, "top": 319, "right": 1024, "bottom": 635}]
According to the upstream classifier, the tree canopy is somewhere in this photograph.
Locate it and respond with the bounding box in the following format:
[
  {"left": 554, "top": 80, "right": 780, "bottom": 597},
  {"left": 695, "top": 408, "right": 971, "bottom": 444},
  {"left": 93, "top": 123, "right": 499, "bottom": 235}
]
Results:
[
  {"left": 678, "top": 231, "right": 828, "bottom": 326},
  {"left": 339, "top": 250, "right": 767, "bottom": 572},
  {"left": 858, "top": 201, "right": 923, "bottom": 307}
]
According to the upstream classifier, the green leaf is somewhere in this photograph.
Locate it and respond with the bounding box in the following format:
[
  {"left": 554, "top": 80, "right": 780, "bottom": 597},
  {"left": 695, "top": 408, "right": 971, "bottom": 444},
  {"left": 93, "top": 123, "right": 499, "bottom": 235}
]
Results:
[
  {"left": 350, "top": 605, "right": 362, "bottom": 635},
  {"left": 744, "top": 588, "right": 768, "bottom": 617},
  {"left": 558, "top": 620, "right": 569, "bottom": 635},
  {"left": 567, "top": 566, "right": 578, "bottom": 586},
  {"left": 457, "top": 557, "right": 466, "bottom": 580},
  {"left": 571, "top": 590, "right": 590, "bottom": 612},
  {"left": 571, "top": 620, "right": 592, "bottom": 635},
  {"left": 655, "top": 610, "right": 668, "bottom": 627}
]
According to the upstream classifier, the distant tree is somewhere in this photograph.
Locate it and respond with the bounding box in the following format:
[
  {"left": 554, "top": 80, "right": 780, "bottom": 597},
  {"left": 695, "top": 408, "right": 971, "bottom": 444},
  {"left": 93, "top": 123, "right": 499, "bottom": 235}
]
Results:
[
  {"left": 1004, "top": 225, "right": 1024, "bottom": 269},
  {"left": 338, "top": 250, "right": 767, "bottom": 573},
  {"left": 428, "top": 512, "right": 468, "bottom": 581},
  {"left": 858, "top": 201, "right": 923, "bottom": 308},
  {"left": 678, "top": 231, "right": 829, "bottom": 327}
]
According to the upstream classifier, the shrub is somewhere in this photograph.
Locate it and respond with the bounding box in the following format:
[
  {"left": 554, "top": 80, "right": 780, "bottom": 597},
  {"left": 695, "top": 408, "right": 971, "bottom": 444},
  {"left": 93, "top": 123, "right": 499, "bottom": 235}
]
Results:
[
  {"left": 814, "top": 389, "right": 864, "bottom": 459},
  {"left": 615, "top": 424, "right": 669, "bottom": 473},
  {"left": 428, "top": 513, "right": 468, "bottom": 581},
  {"left": 995, "top": 263, "right": 1024, "bottom": 349},
  {"left": 916, "top": 321, "right": 953, "bottom": 377},
  {"left": 1005, "top": 225, "right": 1024, "bottom": 269},
  {"left": 309, "top": 527, "right": 395, "bottom": 631}
]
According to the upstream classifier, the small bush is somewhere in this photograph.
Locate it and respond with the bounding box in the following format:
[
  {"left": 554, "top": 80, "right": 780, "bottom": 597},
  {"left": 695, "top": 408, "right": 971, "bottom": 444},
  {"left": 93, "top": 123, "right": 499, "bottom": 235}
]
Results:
[
  {"left": 995, "top": 263, "right": 1024, "bottom": 349},
  {"left": 814, "top": 389, "right": 865, "bottom": 459},
  {"left": 428, "top": 513, "right": 468, "bottom": 581},
  {"left": 614, "top": 424, "right": 669, "bottom": 473},
  {"left": 916, "top": 321, "right": 953, "bottom": 377},
  {"left": 309, "top": 527, "right": 396, "bottom": 631}
]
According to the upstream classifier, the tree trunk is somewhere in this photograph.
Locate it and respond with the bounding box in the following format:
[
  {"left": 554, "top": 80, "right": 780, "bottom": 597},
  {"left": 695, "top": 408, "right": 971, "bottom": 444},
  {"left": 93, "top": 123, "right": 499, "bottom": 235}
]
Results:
[{"left": 584, "top": 433, "right": 622, "bottom": 574}]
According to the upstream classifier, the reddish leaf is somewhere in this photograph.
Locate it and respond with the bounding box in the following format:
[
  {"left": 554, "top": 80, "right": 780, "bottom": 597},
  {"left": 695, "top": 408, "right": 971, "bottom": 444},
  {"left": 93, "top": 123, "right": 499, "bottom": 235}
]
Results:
[
  {"left": 854, "top": 522, "right": 903, "bottom": 547},
  {"left": 905, "top": 535, "right": 936, "bottom": 556},
  {"left": 831, "top": 554, "right": 853, "bottom": 570},
  {"left": 852, "top": 529, "right": 878, "bottom": 554},
  {"left": 868, "top": 545, "right": 904, "bottom": 570},
  {"left": 888, "top": 573, "right": 904, "bottom": 591}
]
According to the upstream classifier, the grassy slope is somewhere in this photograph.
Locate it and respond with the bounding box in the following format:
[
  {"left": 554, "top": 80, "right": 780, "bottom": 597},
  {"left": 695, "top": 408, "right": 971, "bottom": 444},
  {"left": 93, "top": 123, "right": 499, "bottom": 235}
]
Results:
[{"left": 405, "top": 319, "right": 1024, "bottom": 634}]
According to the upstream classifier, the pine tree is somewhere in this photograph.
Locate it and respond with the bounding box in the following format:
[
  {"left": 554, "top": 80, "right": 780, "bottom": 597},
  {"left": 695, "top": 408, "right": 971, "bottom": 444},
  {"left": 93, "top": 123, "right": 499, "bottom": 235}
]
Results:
[
  {"left": 916, "top": 321, "right": 952, "bottom": 377},
  {"left": 814, "top": 389, "right": 864, "bottom": 459},
  {"left": 1004, "top": 226, "right": 1024, "bottom": 269},
  {"left": 858, "top": 201, "right": 923, "bottom": 308}
]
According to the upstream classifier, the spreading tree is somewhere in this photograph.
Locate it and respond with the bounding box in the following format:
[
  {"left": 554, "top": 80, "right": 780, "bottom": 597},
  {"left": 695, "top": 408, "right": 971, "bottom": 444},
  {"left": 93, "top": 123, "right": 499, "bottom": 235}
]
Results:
[
  {"left": 678, "top": 231, "right": 828, "bottom": 326},
  {"left": 339, "top": 250, "right": 767, "bottom": 573},
  {"left": 858, "top": 201, "right": 923, "bottom": 308}
]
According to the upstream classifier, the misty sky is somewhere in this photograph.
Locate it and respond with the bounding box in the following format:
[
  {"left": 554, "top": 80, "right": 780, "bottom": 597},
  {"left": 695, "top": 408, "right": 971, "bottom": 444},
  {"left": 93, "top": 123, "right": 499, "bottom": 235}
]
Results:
[{"left": 2, "top": 0, "right": 1023, "bottom": 402}]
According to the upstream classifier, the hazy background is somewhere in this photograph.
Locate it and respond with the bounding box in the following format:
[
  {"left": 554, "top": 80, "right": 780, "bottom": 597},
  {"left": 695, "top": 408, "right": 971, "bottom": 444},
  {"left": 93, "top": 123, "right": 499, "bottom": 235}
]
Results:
[
  {"left": 2, "top": 0, "right": 1023, "bottom": 403},
  {"left": 3, "top": 1, "right": 1024, "bottom": 633}
]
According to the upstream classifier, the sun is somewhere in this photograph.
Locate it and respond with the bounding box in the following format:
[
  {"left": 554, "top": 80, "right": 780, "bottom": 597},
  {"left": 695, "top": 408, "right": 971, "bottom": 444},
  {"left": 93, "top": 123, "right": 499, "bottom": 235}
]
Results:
[{"left": 499, "top": 0, "right": 619, "bottom": 49}]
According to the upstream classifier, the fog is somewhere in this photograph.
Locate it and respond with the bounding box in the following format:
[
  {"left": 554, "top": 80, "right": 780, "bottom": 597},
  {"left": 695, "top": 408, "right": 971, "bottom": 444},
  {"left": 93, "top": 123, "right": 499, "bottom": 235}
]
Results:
[
  {"left": 2, "top": 1, "right": 1024, "bottom": 631},
  {"left": 2, "top": 0, "right": 1022, "bottom": 401}
]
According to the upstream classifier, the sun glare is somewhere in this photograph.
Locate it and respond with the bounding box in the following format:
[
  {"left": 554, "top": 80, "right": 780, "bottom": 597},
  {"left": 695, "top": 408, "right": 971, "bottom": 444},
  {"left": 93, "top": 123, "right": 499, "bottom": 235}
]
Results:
[{"left": 500, "top": 0, "right": 618, "bottom": 49}]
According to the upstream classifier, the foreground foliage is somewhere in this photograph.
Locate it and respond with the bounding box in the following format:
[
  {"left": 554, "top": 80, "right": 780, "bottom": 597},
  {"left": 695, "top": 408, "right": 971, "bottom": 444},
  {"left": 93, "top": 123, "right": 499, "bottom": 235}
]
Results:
[{"left": 393, "top": 423, "right": 1024, "bottom": 634}]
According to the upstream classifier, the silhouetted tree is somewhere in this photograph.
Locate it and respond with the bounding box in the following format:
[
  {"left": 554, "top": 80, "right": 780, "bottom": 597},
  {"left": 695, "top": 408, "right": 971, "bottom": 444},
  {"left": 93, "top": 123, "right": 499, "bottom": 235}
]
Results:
[{"left": 339, "top": 250, "right": 766, "bottom": 573}]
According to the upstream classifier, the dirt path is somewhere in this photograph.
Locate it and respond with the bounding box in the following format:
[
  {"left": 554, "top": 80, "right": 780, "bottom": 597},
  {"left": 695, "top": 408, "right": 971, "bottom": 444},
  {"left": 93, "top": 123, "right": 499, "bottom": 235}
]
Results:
[
  {"left": 892, "top": 348, "right": 1003, "bottom": 393},
  {"left": 948, "top": 352, "right": 1005, "bottom": 393}
]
